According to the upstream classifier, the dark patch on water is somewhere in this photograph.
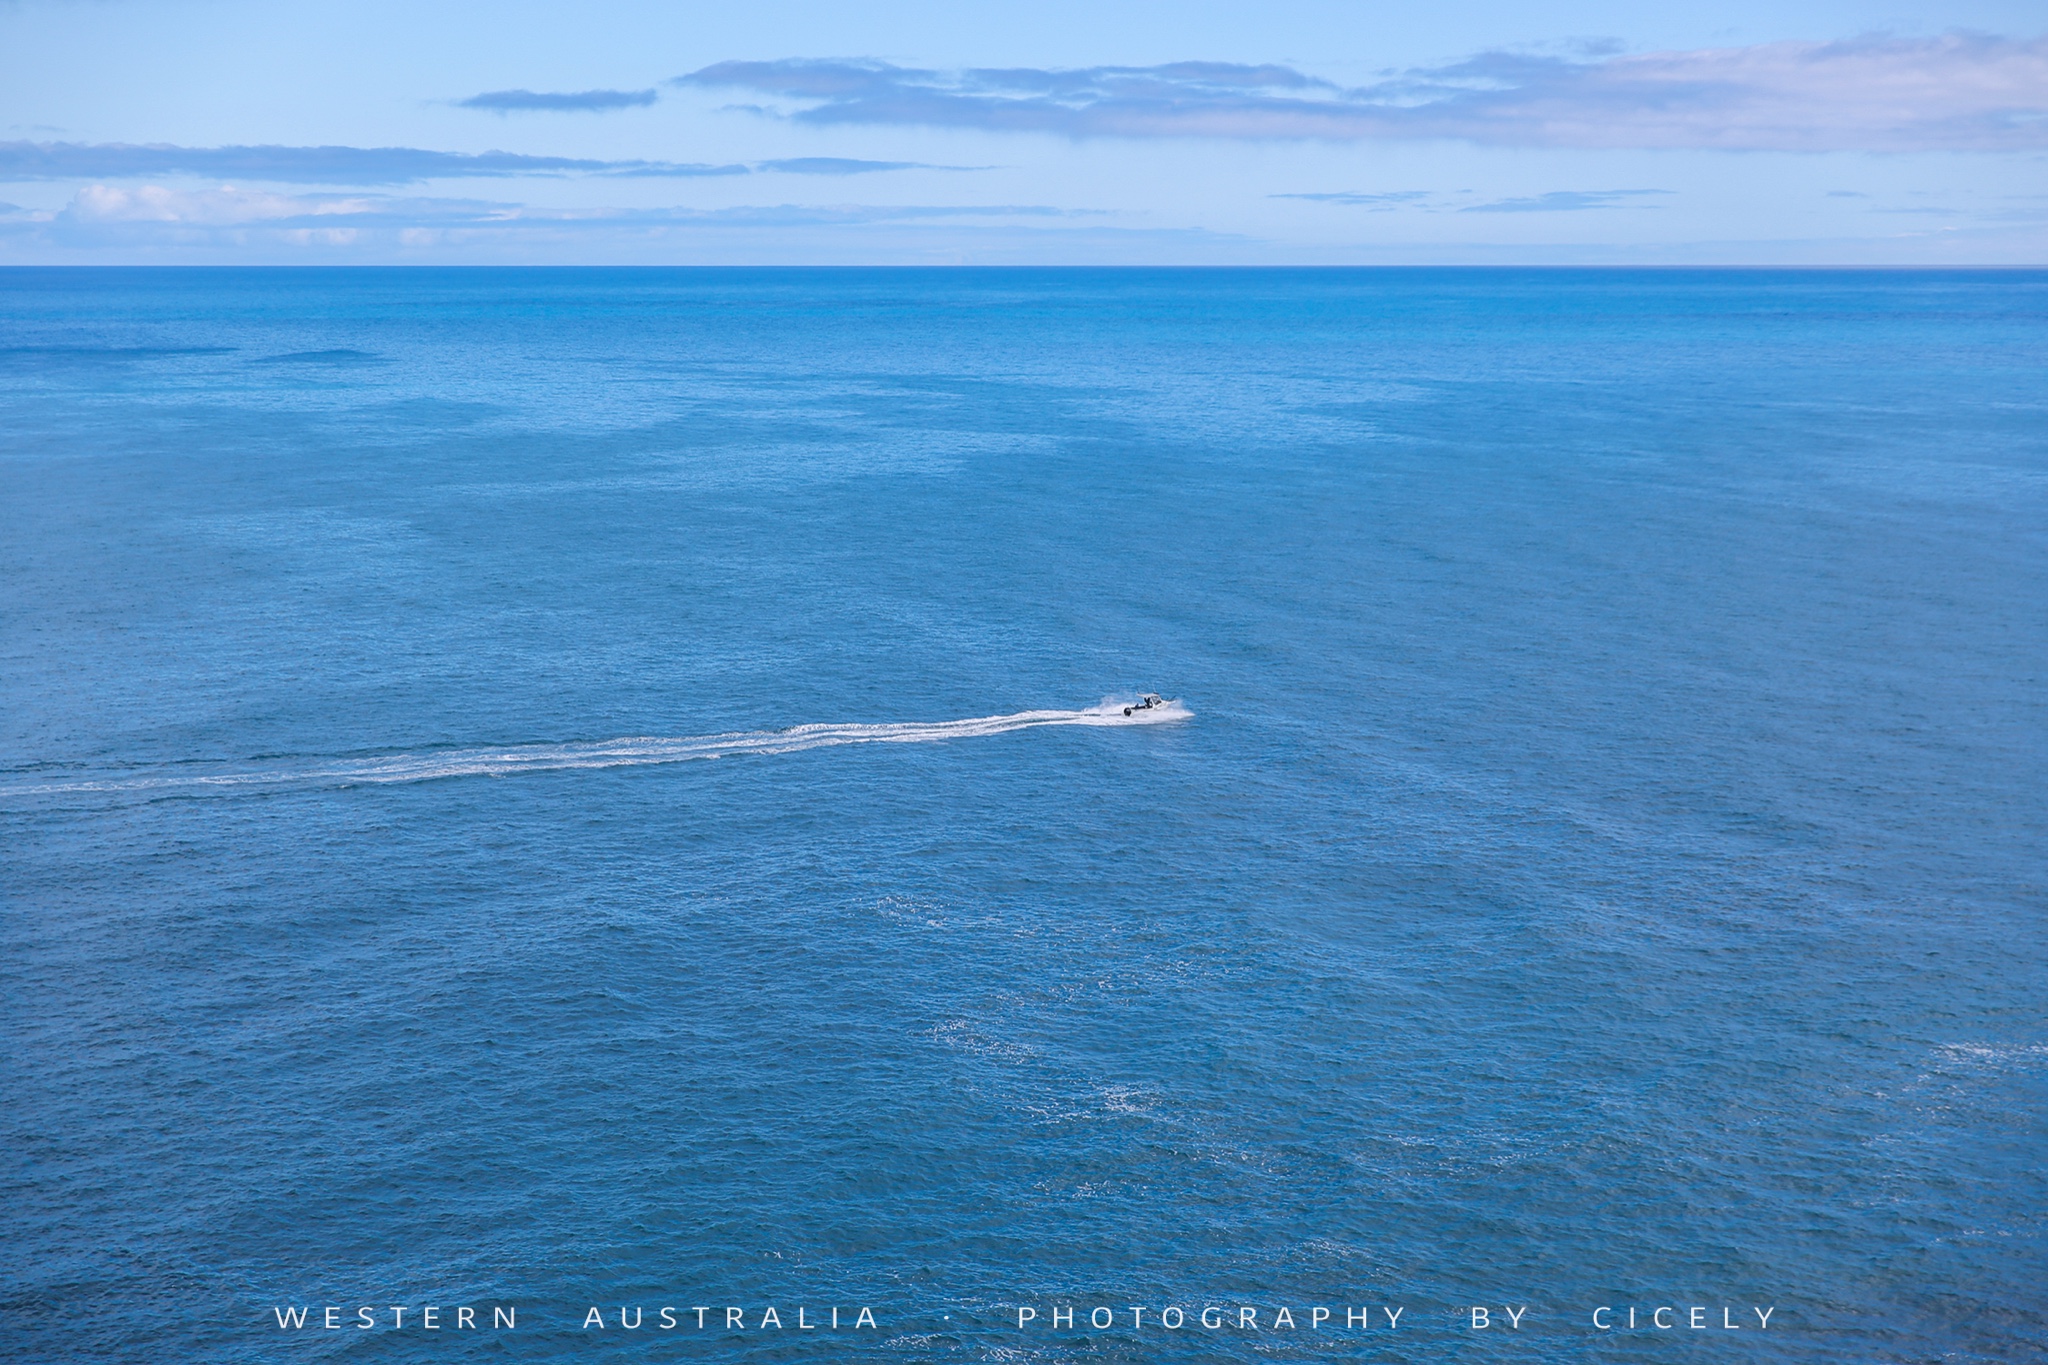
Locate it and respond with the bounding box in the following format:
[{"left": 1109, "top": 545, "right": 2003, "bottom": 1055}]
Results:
[
  {"left": 253, "top": 349, "right": 382, "bottom": 364},
  {"left": 0, "top": 344, "right": 237, "bottom": 358}
]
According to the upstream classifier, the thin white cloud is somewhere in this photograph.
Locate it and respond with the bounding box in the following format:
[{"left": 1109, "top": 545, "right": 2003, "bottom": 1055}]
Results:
[
  {"left": 0, "top": 141, "right": 745, "bottom": 184},
  {"left": 62, "top": 184, "right": 414, "bottom": 225},
  {"left": 756, "top": 157, "right": 980, "bottom": 174},
  {"left": 1270, "top": 190, "right": 1431, "bottom": 207},
  {"left": 680, "top": 33, "right": 2048, "bottom": 151},
  {"left": 25, "top": 183, "right": 1084, "bottom": 239},
  {"left": 0, "top": 185, "right": 1127, "bottom": 260},
  {"left": 1270, "top": 188, "right": 1669, "bottom": 212},
  {"left": 0, "top": 142, "right": 975, "bottom": 185},
  {"left": 1462, "top": 189, "right": 1672, "bottom": 212},
  {"left": 457, "top": 88, "right": 658, "bottom": 112}
]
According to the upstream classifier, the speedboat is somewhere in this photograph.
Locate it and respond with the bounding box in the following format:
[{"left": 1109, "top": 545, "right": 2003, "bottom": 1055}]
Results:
[{"left": 1123, "top": 694, "right": 1166, "bottom": 717}]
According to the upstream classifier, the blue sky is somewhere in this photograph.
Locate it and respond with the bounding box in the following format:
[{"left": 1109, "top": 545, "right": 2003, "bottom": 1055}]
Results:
[{"left": 1, "top": 0, "right": 2042, "bottom": 263}]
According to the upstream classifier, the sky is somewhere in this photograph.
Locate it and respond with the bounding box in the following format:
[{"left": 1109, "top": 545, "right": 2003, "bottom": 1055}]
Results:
[{"left": 0, "top": 0, "right": 2043, "bottom": 264}]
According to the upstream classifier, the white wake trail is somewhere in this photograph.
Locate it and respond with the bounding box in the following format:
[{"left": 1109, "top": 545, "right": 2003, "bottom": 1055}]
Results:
[{"left": 5, "top": 698, "right": 1190, "bottom": 799}]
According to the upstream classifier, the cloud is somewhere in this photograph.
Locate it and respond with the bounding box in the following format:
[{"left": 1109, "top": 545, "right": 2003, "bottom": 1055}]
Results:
[
  {"left": 57, "top": 184, "right": 514, "bottom": 227},
  {"left": 1270, "top": 187, "right": 1666, "bottom": 211},
  {"left": 678, "top": 33, "right": 2048, "bottom": 151},
  {"left": 755, "top": 157, "right": 968, "bottom": 174},
  {"left": 1271, "top": 190, "right": 1431, "bottom": 206},
  {"left": 458, "top": 88, "right": 658, "bottom": 112},
  {"left": 0, "top": 141, "right": 747, "bottom": 185},
  {"left": 0, "top": 143, "right": 981, "bottom": 186},
  {"left": 43, "top": 186, "right": 534, "bottom": 245},
  {"left": 65, "top": 183, "right": 364, "bottom": 224},
  {"left": 0, "top": 183, "right": 1121, "bottom": 261},
  {"left": 34, "top": 183, "right": 1078, "bottom": 234},
  {"left": 1462, "top": 189, "right": 1671, "bottom": 212}
]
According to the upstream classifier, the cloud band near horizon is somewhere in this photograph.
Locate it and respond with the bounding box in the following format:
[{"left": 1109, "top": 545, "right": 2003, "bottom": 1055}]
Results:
[
  {"left": 679, "top": 33, "right": 2048, "bottom": 152},
  {"left": 0, "top": 143, "right": 963, "bottom": 185},
  {"left": 0, "top": 183, "right": 1081, "bottom": 238}
]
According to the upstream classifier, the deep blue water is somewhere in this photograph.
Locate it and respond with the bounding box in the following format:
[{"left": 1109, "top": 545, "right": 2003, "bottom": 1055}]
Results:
[{"left": 2, "top": 268, "right": 2044, "bottom": 1363}]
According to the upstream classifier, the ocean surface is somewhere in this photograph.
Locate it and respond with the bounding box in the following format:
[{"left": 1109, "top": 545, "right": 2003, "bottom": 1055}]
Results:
[{"left": 2, "top": 268, "right": 2044, "bottom": 1363}]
